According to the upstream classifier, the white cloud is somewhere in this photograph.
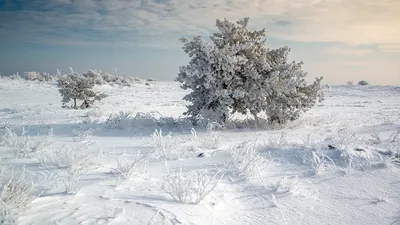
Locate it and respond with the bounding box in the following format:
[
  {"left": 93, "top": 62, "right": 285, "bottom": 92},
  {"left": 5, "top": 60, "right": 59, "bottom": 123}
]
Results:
[
  {"left": 1, "top": 0, "right": 399, "bottom": 51},
  {"left": 324, "top": 45, "right": 375, "bottom": 56}
]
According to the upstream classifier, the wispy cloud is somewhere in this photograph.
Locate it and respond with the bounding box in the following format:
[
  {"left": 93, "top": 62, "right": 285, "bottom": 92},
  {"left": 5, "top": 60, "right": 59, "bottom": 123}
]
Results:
[
  {"left": 324, "top": 45, "right": 375, "bottom": 56},
  {"left": 0, "top": 0, "right": 399, "bottom": 51}
]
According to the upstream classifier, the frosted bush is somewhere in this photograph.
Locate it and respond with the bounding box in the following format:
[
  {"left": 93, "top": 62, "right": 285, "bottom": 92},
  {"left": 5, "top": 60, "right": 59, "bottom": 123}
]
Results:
[
  {"left": 177, "top": 17, "right": 323, "bottom": 125},
  {"left": 151, "top": 130, "right": 184, "bottom": 159},
  {"left": 369, "top": 129, "right": 381, "bottom": 145},
  {"left": 358, "top": 80, "right": 369, "bottom": 85},
  {"left": 228, "top": 141, "right": 270, "bottom": 180},
  {"left": 0, "top": 127, "right": 19, "bottom": 147},
  {"left": 0, "top": 167, "right": 37, "bottom": 223},
  {"left": 388, "top": 130, "right": 400, "bottom": 143},
  {"left": 187, "top": 128, "right": 201, "bottom": 151},
  {"left": 38, "top": 142, "right": 98, "bottom": 169},
  {"left": 59, "top": 168, "right": 82, "bottom": 195},
  {"left": 72, "top": 129, "right": 93, "bottom": 142},
  {"left": 330, "top": 129, "right": 359, "bottom": 151},
  {"left": 7, "top": 130, "right": 52, "bottom": 159},
  {"left": 161, "top": 167, "right": 223, "bottom": 204},
  {"left": 24, "top": 71, "right": 57, "bottom": 82},
  {"left": 106, "top": 111, "right": 134, "bottom": 129},
  {"left": 199, "top": 131, "right": 221, "bottom": 149},
  {"left": 387, "top": 142, "right": 400, "bottom": 163},
  {"left": 82, "top": 70, "right": 106, "bottom": 85},
  {"left": 324, "top": 129, "right": 385, "bottom": 170},
  {"left": 85, "top": 109, "right": 103, "bottom": 118},
  {"left": 111, "top": 151, "right": 150, "bottom": 177},
  {"left": 83, "top": 69, "right": 134, "bottom": 87},
  {"left": 311, "top": 151, "right": 336, "bottom": 175},
  {"left": 186, "top": 129, "right": 221, "bottom": 150},
  {"left": 265, "top": 132, "right": 289, "bottom": 150},
  {"left": 106, "top": 110, "right": 198, "bottom": 134},
  {"left": 275, "top": 175, "right": 300, "bottom": 194}
]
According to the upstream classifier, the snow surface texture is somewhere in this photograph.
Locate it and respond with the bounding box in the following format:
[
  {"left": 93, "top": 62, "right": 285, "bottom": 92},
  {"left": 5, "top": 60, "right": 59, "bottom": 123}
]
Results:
[{"left": 0, "top": 78, "right": 400, "bottom": 225}]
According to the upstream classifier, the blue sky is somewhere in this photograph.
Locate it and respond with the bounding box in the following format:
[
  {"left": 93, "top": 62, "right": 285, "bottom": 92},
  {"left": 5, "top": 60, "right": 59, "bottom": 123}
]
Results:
[{"left": 0, "top": 0, "right": 399, "bottom": 85}]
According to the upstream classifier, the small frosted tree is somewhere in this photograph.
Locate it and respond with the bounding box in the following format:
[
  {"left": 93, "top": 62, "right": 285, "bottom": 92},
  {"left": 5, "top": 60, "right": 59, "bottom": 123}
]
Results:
[
  {"left": 177, "top": 17, "right": 324, "bottom": 125},
  {"left": 358, "top": 80, "right": 368, "bottom": 86},
  {"left": 57, "top": 74, "right": 106, "bottom": 109}
]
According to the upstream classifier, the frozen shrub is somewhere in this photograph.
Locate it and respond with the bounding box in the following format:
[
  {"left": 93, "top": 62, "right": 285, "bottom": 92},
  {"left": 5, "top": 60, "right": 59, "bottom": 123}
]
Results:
[
  {"left": 0, "top": 127, "right": 19, "bottom": 147},
  {"left": 388, "top": 130, "right": 400, "bottom": 143},
  {"left": 187, "top": 129, "right": 221, "bottom": 150},
  {"left": 324, "top": 129, "right": 386, "bottom": 171},
  {"left": 228, "top": 141, "right": 269, "bottom": 180},
  {"left": 83, "top": 69, "right": 134, "bottom": 87},
  {"left": 106, "top": 111, "right": 133, "bottom": 129},
  {"left": 358, "top": 80, "right": 369, "bottom": 85},
  {"left": 24, "top": 72, "right": 41, "bottom": 81},
  {"left": 6, "top": 73, "right": 21, "bottom": 80},
  {"left": 82, "top": 70, "right": 105, "bottom": 85},
  {"left": 311, "top": 150, "right": 336, "bottom": 175},
  {"left": 275, "top": 175, "right": 300, "bottom": 194},
  {"left": 151, "top": 130, "right": 184, "bottom": 159},
  {"left": 59, "top": 168, "right": 82, "bottom": 195},
  {"left": 12, "top": 135, "right": 52, "bottom": 158},
  {"left": 177, "top": 17, "right": 324, "bottom": 125},
  {"left": 1, "top": 127, "right": 52, "bottom": 158},
  {"left": 115, "top": 76, "right": 134, "bottom": 87},
  {"left": 110, "top": 151, "right": 150, "bottom": 177},
  {"left": 199, "top": 131, "right": 221, "bottom": 149},
  {"left": 161, "top": 167, "right": 223, "bottom": 204},
  {"left": 38, "top": 142, "right": 98, "bottom": 169},
  {"left": 0, "top": 167, "right": 37, "bottom": 223},
  {"left": 24, "top": 72, "right": 57, "bottom": 82},
  {"left": 57, "top": 73, "right": 107, "bottom": 109},
  {"left": 72, "top": 128, "right": 93, "bottom": 142},
  {"left": 346, "top": 80, "right": 354, "bottom": 85}
]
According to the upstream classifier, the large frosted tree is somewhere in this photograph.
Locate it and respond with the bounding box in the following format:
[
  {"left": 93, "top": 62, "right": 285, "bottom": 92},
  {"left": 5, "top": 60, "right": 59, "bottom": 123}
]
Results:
[{"left": 176, "top": 17, "right": 324, "bottom": 125}]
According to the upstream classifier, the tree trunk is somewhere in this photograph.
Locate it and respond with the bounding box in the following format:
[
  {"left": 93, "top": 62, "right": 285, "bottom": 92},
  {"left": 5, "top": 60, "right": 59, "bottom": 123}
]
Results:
[
  {"left": 252, "top": 113, "right": 260, "bottom": 127},
  {"left": 222, "top": 112, "right": 228, "bottom": 124},
  {"left": 81, "top": 99, "right": 89, "bottom": 109},
  {"left": 74, "top": 98, "right": 77, "bottom": 109},
  {"left": 269, "top": 115, "right": 281, "bottom": 125}
]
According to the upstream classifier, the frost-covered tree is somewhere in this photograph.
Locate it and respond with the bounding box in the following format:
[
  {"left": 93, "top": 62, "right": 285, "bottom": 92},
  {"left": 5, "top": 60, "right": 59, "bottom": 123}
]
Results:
[
  {"left": 176, "top": 17, "right": 324, "bottom": 125},
  {"left": 24, "top": 72, "right": 56, "bottom": 82},
  {"left": 358, "top": 80, "right": 369, "bottom": 86},
  {"left": 57, "top": 74, "right": 106, "bottom": 109},
  {"left": 82, "top": 69, "right": 134, "bottom": 87}
]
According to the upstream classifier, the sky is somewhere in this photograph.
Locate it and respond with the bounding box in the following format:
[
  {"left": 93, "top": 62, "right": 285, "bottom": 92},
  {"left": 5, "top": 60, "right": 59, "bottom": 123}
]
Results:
[{"left": 0, "top": 0, "right": 399, "bottom": 85}]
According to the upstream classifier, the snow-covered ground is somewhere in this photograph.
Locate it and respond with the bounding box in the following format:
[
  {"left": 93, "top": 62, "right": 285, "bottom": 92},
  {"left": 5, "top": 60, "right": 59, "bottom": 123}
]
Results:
[{"left": 0, "top": 79, "right": 399, "bottom": 225}]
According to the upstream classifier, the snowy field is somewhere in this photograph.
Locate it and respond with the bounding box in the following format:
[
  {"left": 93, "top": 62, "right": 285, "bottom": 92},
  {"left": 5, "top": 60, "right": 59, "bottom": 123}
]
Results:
[{"left": 0, "top": 78, "right": 400, "bottom": 225}]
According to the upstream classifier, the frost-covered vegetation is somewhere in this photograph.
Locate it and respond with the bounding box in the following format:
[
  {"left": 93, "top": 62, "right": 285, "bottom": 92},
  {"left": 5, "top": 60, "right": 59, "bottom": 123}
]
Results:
[
  {"left": 24, "top": 71, "right": 59, "bottom": 82},
  {"left": 1, "top": 68, "right": 140, "bottom": 87},
  {"left": 177, "top": 18, "right": 324, "bottom": 125},
  {"left": 58, "top": 73, "right": 107, "bottom": 109},
  {"left": 82, "top": 69, "right": 137, "bottom": 87}
]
